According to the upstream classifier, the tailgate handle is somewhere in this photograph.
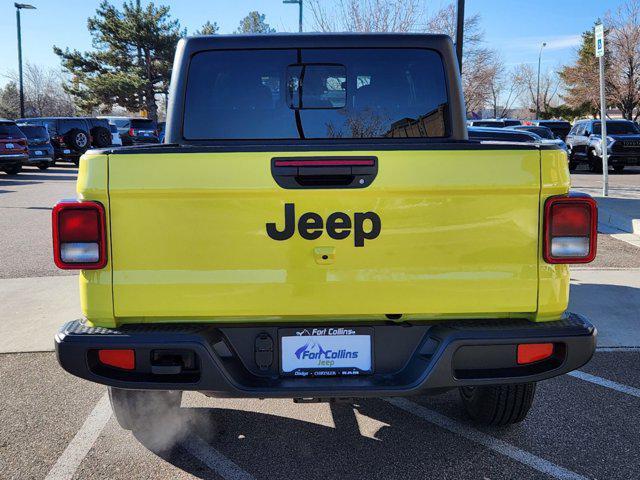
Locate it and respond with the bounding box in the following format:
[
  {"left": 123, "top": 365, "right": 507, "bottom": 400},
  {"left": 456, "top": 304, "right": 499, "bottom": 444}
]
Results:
[{"left": 271, "top": 157, "right": 377, "bottom": 189}]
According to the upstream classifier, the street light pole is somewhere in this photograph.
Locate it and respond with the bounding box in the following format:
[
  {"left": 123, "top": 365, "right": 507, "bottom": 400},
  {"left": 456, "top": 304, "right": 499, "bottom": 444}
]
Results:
[
  {"left": 536, "top": 42, "right": 547, "bottom": 120},
  {"left": 283, "top": 0, "right": 303, "bottom": 32},
  {"left": 14, "top": 3, "right": 36, "bottom": 119},
  {"left": 455, "top": 0, "right": 465, "bottom": 73}
]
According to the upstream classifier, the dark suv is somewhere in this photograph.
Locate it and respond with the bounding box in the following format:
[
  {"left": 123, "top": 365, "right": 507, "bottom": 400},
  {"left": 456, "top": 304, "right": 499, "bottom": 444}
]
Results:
[
  {"left": 566, "top": 119, "right": 640, "bottom": 173},
  {"left": 98, "top": 117, "right": 159, "bottom": 145},
  {"left": 16, "top": 117, "right": 112, "bottom": 165},
  {"left": 0, "top": 119, "right": 28, "bottom": 175},
  {"left": 16, "top": 124, "right": 55, "bottom": 170},
  {"left": 529, "top": 120, "right": 572, "bottom": 140}
]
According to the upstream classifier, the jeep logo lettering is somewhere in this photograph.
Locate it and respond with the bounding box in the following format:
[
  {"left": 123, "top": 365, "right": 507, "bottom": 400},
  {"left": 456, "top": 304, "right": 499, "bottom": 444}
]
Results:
[{"left": 266, "top": 203, "right": 381, "bottom": 247}]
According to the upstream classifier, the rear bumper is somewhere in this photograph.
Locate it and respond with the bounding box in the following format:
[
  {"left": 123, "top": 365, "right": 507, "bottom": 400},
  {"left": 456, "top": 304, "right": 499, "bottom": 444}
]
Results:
[
  {"left": 0, "top": 153, "right": 28, "bottom": 165},
  {"left": 55, "top": 314, "right": 596, "bottom": 398}
]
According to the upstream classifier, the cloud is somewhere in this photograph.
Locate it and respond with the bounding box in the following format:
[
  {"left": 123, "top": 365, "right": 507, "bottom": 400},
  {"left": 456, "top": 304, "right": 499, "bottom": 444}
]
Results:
[{"left": 499, "top": 34, "right": 582, "bottom": 52}]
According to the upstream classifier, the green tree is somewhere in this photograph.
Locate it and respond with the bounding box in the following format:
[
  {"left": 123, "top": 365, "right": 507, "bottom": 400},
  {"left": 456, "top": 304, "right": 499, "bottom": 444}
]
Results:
[
  {"left": 195, "top": 20, "right": 219, "bottom": 35},
  {"left": 0, "top": 82, "right": 20, "bottom": 119},
  {"left": 559, "top": 28, "right": 607, "bottom": 118},
  {"left": 54, "top": 1, "right": 183, "bottom": 121},
  {"left": 236, "top": 11, "right": 276, "bottom": 34}
]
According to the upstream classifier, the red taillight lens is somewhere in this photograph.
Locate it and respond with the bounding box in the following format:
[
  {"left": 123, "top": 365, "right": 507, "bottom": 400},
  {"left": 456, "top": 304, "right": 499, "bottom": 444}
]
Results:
[
  {"left": 52, "top": 201, "right": 107, "bottom": 269},
  {"left": 98, "top": 349, "right": 135, "bottom": 370},
  {"left": 544, "top": 195, "right": 597, "bottom": 264},
  {"left": 517, "top": 343, "right": 554, "bottom": 364},
  {"left": 128, "top": 128, "right": 135, "bottom": 136}
]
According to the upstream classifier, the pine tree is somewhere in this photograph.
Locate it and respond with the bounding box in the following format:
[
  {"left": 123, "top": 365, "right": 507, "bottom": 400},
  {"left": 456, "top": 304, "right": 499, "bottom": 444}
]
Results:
[
  {"left": 196, "top": 20, "right": 219, "bottom": 36},
  {"left": 236, "top": 11, "right": 276, "bottom": 34},
  {"left": 54, "top": 1, "right": 183, "bottom": 121}
]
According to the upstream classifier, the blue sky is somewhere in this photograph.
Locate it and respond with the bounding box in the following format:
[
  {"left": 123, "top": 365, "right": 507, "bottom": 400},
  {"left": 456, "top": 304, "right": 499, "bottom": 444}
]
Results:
[{"left": 0, "top": 0, "right": 627, "bottom": 85}]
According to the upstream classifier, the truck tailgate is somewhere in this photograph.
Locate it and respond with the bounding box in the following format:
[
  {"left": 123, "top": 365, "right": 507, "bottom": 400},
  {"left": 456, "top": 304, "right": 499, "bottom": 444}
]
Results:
[{"left": 108, "top": 148, "right": 541, "bottom": 321}]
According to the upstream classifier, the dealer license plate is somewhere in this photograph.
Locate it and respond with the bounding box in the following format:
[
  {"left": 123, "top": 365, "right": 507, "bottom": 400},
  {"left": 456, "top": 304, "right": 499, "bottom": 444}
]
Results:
[{"left": 280, "top": 327, "right": 373, "bottom": 377}]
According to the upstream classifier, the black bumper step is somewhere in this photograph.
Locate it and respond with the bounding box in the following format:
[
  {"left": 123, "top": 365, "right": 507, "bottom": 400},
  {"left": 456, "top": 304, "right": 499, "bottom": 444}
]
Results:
[{"left": 55, "top": 314, "right": 596, "bottom": 398}]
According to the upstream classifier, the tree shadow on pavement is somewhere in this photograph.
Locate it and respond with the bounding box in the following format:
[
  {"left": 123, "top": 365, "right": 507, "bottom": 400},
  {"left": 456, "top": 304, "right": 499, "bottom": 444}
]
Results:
[{"left": 132, "top": 398, "right": 524, "bottom": 480}]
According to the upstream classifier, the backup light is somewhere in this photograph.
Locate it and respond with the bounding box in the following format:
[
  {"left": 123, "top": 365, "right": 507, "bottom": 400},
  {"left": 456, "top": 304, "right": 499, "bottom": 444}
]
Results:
[
  {"left": 52, "top": 201, "right": 107, "bottom": 269},
  {"left": 543, "top": 195, "right": 597, "bottom": 264}
]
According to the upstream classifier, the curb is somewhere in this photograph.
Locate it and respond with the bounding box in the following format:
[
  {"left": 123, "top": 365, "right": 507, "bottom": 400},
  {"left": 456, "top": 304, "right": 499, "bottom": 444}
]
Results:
[{"left": 598, "top": 205, "right": 640, "bottom": 235}]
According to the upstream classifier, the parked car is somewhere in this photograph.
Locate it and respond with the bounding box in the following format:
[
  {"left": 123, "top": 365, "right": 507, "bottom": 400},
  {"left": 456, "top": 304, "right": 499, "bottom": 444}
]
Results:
[
  {"left": 468, "top": 126, "right": 542, "bottom": 142},
  {"left": 108, "top": 123, "right": 122, "bottom": 146},
  {"left": 97, "top": 116, "right": 159, "bottom": 145},
  {"left": 55, "top": 34, "right": 596, "bottom": 433},
  {"left": 467, "top": 118, "right": 522, "bottom": 128},
  {"left": 510, "top": 125, "right": 568, "bottom": 151},
  {"left": 566, "top": 119, "right": 640, "bottom": 172},
  {"left": 17, "top": 117, "right": 112, "bottom": 165},
  {"left": 0, "top": 119, "right": 28, "bottom": 175},
  {"left": 529, "top": 120, "right": 572, "bottom": 140},
  {"left": 16, "top": 124, "right": 55, "bottom": 170}
]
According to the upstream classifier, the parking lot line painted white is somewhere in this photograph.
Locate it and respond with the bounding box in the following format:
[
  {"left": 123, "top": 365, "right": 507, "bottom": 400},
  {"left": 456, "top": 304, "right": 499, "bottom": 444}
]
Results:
[
  {"left": 45, "top": 392, "right": 111, "bottom": 480},
  {"left": 180, "top": 434, "right": 256, "bottom": 480},
  {"left": 385, "top": 398, "right": 588, "bottom": 480},
  {"left": 568, "top": 370, "right": 640, "bottom": 398},
  {"left": 596, "top": 347, "right": 640, "bottom": 352}
]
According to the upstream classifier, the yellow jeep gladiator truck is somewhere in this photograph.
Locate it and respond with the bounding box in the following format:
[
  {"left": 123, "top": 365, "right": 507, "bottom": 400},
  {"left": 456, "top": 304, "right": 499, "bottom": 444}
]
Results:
[{"left": 54, "top": 34, "right": 597, "bottom": 429}]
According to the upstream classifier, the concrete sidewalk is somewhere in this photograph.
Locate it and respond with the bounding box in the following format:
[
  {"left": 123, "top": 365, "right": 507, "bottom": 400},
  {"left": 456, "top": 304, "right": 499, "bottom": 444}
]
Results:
[
  {"left": 596, "top": 196, "right": 640, "bottom": 236},
  {"left": 0, "top": 275, "right": 80, "bottom": 353},
  {"left": 569, "top": 268, "right": 640, "bottom": 348}
]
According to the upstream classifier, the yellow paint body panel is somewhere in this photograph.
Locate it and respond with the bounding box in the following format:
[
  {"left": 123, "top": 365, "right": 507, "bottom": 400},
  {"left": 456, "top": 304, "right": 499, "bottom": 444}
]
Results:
[{"left": 76, "top": 147, "right": 571, "bottom": 327}]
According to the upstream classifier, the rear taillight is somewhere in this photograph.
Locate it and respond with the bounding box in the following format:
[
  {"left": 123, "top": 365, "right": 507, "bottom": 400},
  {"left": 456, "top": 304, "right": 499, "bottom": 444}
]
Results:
[
  {"left": 543, "top": 195, "right": 597, "bottom": 264},
  {"left": 128, "top": 128, "right": 135, "bottom": 137},
  {"left": 52, "top": 201, "right": 107, "bottom": 269}
]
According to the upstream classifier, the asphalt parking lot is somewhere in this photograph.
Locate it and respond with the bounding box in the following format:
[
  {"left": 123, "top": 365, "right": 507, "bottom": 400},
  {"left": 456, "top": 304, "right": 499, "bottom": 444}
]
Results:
[{"left": 1, "top": 165, "right": 639, "bottom": 480}]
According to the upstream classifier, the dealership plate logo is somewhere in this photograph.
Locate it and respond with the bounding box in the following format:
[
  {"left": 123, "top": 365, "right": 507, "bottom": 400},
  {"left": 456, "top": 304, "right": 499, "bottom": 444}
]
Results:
[{"left": 281, "top": 333, "right": 372, "bottom": 377}]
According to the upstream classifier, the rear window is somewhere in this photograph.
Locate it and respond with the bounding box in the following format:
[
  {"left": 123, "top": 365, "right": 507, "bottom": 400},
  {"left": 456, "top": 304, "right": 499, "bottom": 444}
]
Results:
[
  {"left": 516, "top": 126, "right": 554, "bottom": 139},
  {"left": 0, "top": 122, "right": 24, "bottom": 136},
  {"left": 59, "top": 119, "right": 89, "bottom": 132},
  {"left": 18, "top": 125, "right": 48, "bottom": 138},
  {"left": 184, "top": 48, "right": 449, "bottom": 140},
  {"left": 131, "top": 119, "right": 156, "bottom": 130},
  {"left": 471, "top": 121, "right": 505, "bottom": 128}
]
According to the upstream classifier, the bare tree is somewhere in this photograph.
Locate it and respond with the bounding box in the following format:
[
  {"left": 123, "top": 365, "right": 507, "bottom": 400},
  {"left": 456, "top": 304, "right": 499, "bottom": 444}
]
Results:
[
  {"left": 605, "top": 0, "right": 640, "bottom": 120},
  {"left": 4, "top": 63, "right": 76, "bottom": 117},
  {"left": 307, "top": 0, "right": 421, "bottom": 32},
  {"left": 426, "top": 3, "right": 499, "bottom": 116},
  {"left": 489, "top": 65, "right": 525, "bottom": 118},
  {"left": 308, "top": 1, "right": 501, "bottom": 117},
  {"left": 514, "top": 64, "right": 561, "bottom": 117}
]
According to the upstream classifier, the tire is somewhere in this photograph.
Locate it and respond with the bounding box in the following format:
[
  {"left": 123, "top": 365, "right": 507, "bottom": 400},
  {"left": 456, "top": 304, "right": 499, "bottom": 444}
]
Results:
[
  {"left": 38, "top": 164, "right": 50, "bottom": 171},
  {"left": 3, "top": 164, "right": 22, "bottom": 175},
  {"left": 108, "top": 387, "right": 183, "bottom": 432},
  {"left": 64, "top": 128, "right": 90, "bottom": 153},
  {"left": 613, "top": 165, "right": 625, "bottom": 173},
  {"left": 90, "top": 126, "right": 111, "bottom": 148},
  {"left": 459, "top": 383, "right": 536, "bottom": 426},
  {"left": 568, "top": 161, "right": 578, "bottom": 172}
]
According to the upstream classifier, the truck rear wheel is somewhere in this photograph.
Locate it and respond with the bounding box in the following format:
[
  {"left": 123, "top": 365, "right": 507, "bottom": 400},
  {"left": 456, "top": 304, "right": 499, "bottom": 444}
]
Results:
[
  {"left": 459, "top": 383, "right": 536, "bottom": 426},
  {"left": 108, "top": 387, "right": 183, "bottom": 432}
]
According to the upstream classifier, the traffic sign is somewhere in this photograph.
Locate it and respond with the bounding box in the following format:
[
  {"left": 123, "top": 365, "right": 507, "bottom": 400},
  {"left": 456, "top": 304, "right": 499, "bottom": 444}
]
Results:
[{"left": 595, "top": 24, "right": 604, "bottom": 57}]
